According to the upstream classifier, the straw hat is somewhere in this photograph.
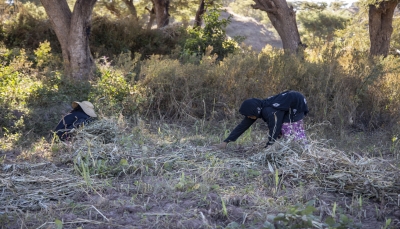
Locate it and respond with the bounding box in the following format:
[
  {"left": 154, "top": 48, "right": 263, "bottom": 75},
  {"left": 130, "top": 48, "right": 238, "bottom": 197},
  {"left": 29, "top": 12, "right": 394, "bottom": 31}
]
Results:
[{"left": 72, "top": 101, "right": 97, "bottom": 117}]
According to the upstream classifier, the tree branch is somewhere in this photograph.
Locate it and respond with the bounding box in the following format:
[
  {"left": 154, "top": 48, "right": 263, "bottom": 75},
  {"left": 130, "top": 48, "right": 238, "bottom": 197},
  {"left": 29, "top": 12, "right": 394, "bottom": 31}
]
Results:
[
  {"left": 251, "top": 0, "right": 277, "bottom": 14},
  {"left": 104, "top": 1, "right": 121, "bottom": 17}
]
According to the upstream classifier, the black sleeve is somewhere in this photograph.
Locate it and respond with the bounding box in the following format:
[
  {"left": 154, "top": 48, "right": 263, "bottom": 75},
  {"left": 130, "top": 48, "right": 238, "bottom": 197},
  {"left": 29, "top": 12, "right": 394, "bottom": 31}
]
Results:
[
  {"left": 264, "top": 108, "right": 285, "bottom": 142},
  {"left": 73, "top": 118, "right": 87, "bottom": 128},
  {"left": 55, "top": 113, "right": 75, "bottom": 131},
  {"left": 224, "top": 117, "right": 256, "bottom": 142},
  {"left": 54, "top": 113, "right": 76, "bottom": 138}
]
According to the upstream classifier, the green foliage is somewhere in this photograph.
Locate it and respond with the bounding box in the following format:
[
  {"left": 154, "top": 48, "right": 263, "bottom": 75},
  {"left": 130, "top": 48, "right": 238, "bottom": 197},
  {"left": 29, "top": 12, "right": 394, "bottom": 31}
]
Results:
[
  {"left": 324, "top": 213, "right": 363, "bottom": 229},
  {"left": 0, "top": 0, "right": 19, "bottom": 19},
  {"left": 298, "top": 8, "right": 350, "bottom": 46},
  {"left": 1, "top": 3, "right": 400, "bottom": 228},
  {"left": 0, "top": 65, "right": 32, "bottom": 105},
  {"left": 95, "top": 0, "right": 200, "bottom": 25},
  {"left": 2, "top": 41, "right": 400, "bottom": 142},
  {"left": 1, "top": 2, "right": 190, "bottom": 63},
  {"left": 138, "top": 56, "right": 215, "bottom": 119},
  {"left": 1, "top": 2, "right": 59, "bottom": 53},
  {"left": 0, "top": 49, "right": 38, "bottom": 135},
  {"left": 1, "top": 3, "right": 400, "bottom": 147},
  {"left": 329, "top": 1, "right": 350, "bottom": 11},
  {"left": 183, "top": 8, "right": 242, "bottom": 61},
  {"left": 382, "top": 218, "right": 392, "bottom": 229},
  {"left": 89, "top": 60, "right": 130, "bottom": 116},
  {"left": 73, "top": 148, "right": 136, "bottom": 180},
  {"left": 391, "top": 17, "right": 400, "bottom": 52},
  {"left": 263, "top": 201, "right": 362, "bottom": 229},
  {"left": 228, "top": 0, "right": 271, "bottom": 25},
  {"left": 54, "top": 219, "right": 63, "bottom": 229},
  {"left": 90, "top": 16, "right": 187, "bottom": 60},
  {"left": 95, "top": 61, "right": 130, "bottom": 104},
  {"left": 175, "top": 171, "right": 198, "bottom": 191},
  {"left": 292, "top": 1, "right": 328, "bottom": 11},
  {"left": 0, "top": 46, "right": 91, "bottom": 139},
  {"left": 90, "top": 16, "right": 137, "bottom": 57},
  {"left": 168, "top": 0, "right": 200, "bottom": 24},
  {"left": 89, "top": 56, "right": 146, "bottom": 117},
  {"left": 34, "top": 40, "right": 60, "bottom": 69},
  {"left": 263, "top": 201, "right": 320, "bottom": 228},
  {"left": 34, "top": 40, "right": 51, "bottom": 67},
  {"left": 136, "top": 42, "right": 400, "bottom": 136},
  {"left": 333, "top": 3, "right": 370, "bottom": 51}
]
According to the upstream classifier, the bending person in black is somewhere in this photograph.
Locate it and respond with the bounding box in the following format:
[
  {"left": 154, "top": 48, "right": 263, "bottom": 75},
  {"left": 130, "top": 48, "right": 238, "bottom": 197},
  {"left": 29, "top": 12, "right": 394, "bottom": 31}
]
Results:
[
  {"left": 215, "top": 90, "right": 309, "bottom": 149},
  {"left": 54, "top": 101, "right": 97, "bottom": 141}
]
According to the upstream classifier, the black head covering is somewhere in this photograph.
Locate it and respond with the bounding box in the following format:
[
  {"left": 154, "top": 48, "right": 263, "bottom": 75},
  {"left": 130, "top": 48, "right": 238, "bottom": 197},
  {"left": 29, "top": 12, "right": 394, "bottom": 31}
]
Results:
[
  {"left": 239, "top": 98, "right": 262, "bottom": 117},
  {"left": 71, "top": 105, "right": 84, "bottom": 113}
]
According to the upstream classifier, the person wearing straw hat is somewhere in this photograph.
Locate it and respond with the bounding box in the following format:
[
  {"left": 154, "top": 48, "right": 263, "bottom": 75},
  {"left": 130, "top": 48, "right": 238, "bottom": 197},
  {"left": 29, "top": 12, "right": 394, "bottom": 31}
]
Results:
[
  {"left": 214, "top": 90, "right": 309, "bottom": 149},
  {"left": 54, "top": 101, "right": 97, "bottom": 141}
]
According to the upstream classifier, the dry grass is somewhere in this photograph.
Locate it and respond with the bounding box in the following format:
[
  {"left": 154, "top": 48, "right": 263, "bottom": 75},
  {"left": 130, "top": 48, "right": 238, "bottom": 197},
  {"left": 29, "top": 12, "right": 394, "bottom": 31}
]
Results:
[
  {"left": 1, "top": 118, "right": 399, "bottom": 228},
  {"left": 0, "top": 163, "right": 99, "bottom": 212},
  {"left": 253, "top": 139, "right": 400, "bottom": 200}
]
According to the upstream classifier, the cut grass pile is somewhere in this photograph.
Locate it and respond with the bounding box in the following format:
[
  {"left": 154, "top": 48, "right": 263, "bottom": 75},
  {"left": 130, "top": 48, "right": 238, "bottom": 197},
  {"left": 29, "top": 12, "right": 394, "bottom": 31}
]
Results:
[{"left": 0, "top": 118, "right": 399, "bottom": 228}]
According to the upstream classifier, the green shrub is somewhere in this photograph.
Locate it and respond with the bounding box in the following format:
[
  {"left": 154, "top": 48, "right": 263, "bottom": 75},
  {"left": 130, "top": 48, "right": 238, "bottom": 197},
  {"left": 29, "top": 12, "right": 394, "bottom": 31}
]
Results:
[
  {"left": 135, "top": 42, "right": 400, "bottom": 137},
  {"left": 1, "top": 2, "right": 59, "bottom": 53},
  {"left": 0, "top": 46, "right": 92, "bottom": 139},
  {"left": 90, "top": 16, "right": 188, "bottom": 60},
  {"left": 298, "top": 9, "right": 350, "bottom": 46},
  {"left": 1, "top": 13, "right": 400, "bottom": 145},
  {"left": 33, "top": 40, "right": 60, "bottom": 69},
  {"left": 0, "top": 50, "right": 39, "bottom": 136},
  {"left": 263, "top": 201, "right": 362, "bottom": 229},
  {"left": 391, "top": 17, "right": 400, "bottom": 54},
  {"left": 88, "top": 57, "right": 146, "bottom": 118},
  {"left": 182, "top": 7, "right": 243, "bottom": 61}
]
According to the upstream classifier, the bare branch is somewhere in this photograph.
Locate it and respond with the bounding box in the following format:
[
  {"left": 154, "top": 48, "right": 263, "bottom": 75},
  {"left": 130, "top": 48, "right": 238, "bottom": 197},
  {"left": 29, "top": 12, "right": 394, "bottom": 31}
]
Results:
[
  {"left": 122, "top": 0, "right": 138, "bottom": 20},
  {"left": 251, "top": 0, "right": 277, "bottom": 14}
]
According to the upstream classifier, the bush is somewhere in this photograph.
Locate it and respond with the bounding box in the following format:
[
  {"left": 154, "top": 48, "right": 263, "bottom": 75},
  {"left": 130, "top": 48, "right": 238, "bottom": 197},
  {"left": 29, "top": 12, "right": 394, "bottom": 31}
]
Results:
[
  {"left": 2, "top": 43, "right": 400, "bottom": 141},
  {"left": 89, "top": 56, "right": 147, "bottom": 118},
  {"left": 1, "top": 2, "right": 59, "bottom": 53},
  {"left": 90, "top": 16, "right": 188, "bottom": 60},
  {"left": 136, "top": 42, "right": 400, "bottom": 137},
  {"left": 138, "top": 55, "right": 220, "bottom": 119},
  {"left": 298, "top": 9, "right": 350, "bottom": 46},
  {"left": 182, "top": 7, "right": 243, "bottom": 61}
]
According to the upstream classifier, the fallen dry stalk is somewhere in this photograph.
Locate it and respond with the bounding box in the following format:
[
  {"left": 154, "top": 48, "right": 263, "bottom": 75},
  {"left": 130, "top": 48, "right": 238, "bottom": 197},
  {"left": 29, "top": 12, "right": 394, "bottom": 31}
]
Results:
[
  {"left": 249, "top": 138, "right": 400, "bottom": 201},
  {"left": 1, "top": 118, "right": 399, "bottom": 215},
  {"left": 0, "top": 163, "right": 100, "bottom": 212}
]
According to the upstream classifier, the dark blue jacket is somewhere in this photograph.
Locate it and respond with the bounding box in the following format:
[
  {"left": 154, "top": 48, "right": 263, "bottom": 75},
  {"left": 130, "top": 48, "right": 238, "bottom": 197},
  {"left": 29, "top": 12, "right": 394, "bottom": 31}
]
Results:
[
  {"left": 54, "top": 109, "right": 91, "bottom": 140},
  {"left": 224, "top": 90, "right": 309, "bottom": 144}
]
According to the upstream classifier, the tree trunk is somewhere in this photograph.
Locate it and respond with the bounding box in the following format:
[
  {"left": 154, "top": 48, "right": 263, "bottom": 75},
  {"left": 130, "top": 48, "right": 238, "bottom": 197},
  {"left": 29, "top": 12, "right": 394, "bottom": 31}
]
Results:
[
  {"left": 194, "top": 0, "right": 206, "bottom": 28},
  {"left": 152, "top": 0, "right": 170, "bottom": 28},
  {"left": 122, "top": 0, "right": 138, "bottom": 21},
  {"left": 145, "top": 5, "right": 156, "bottom": 30},
  {"left": 368, "top": 0, "right": 398, "bottom": 56},
  {"left": 40, "top": 0, "right": 97, "bottom": 80},
  {"left": 252, "top": 0, "right": 302, "bottom": 54}
]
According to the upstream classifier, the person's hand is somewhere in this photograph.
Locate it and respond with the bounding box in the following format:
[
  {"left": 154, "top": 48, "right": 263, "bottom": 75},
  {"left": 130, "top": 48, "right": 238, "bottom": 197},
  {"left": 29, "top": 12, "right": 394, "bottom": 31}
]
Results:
[
  {"left": 214, "top": 142, "right": 228, "bottom": 150},
  {"left": 265, "top": 141, "right": 274, "bottom": 148}
]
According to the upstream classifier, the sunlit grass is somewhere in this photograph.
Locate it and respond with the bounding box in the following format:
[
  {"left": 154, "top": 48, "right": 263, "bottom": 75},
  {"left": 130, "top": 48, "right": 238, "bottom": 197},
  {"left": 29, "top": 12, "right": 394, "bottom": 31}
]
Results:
[{"left": 0, "top": 25, "right": 400, "bottom": 228}]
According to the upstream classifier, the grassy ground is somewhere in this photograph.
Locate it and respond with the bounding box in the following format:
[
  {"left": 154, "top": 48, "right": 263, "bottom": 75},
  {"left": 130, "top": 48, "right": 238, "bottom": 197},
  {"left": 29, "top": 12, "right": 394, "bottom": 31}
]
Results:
[{"left": 0, "top": 117, "right": 399, "bottom": 229}]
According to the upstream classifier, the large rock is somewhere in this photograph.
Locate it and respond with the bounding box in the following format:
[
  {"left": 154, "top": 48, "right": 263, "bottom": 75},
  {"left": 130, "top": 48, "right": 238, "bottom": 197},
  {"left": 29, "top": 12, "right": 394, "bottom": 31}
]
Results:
[{"left": 220, "top": 8, "right": 282, "bottom": 52}]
